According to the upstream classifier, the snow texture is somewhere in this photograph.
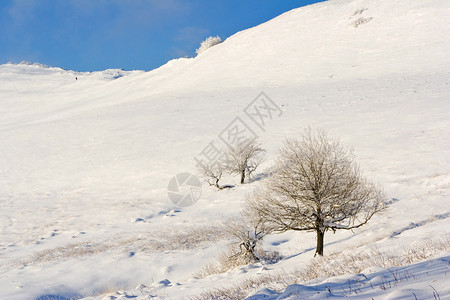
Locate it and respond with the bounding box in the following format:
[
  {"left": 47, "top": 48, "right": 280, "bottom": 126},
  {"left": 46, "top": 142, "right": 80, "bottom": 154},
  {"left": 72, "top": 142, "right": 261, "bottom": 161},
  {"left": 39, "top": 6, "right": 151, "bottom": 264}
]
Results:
[{"left": 0, "top": 0, "right": 449, "bottom": 299}]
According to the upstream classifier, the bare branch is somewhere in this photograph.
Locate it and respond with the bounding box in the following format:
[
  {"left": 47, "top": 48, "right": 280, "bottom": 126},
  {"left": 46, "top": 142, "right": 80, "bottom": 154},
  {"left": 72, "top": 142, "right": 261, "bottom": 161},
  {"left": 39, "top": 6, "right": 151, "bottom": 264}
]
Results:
[
  {"left": 197, "top": 160, "right": 227, "bottom": 190},
  {"left": 226, "top": 138, "right": 265, "bottom": 184}
]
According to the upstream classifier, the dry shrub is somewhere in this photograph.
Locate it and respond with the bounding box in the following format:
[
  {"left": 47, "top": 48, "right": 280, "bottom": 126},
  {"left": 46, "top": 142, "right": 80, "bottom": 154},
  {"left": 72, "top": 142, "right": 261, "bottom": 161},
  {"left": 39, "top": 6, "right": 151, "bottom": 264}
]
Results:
[
  {"left": 3, "top": 224, "right": 228, "bottom": 270},
  {"left": 352, "top": 17, "right": 373, "bottom": 28},
  {"left": 141, "top": 224, "right": 228, "bottom": 252},
  {"left": 404, "top": 237, "right": 450, "bottom": 264},
  {"left": 193, "top": 236, "right": 450, "bottom": 300},
  {"left": 196, "top": 246, "right": 281, "bottom": 279},
  {"left": 194, "top": 271, "right": 287, "bottom": 300},
  {"left": 297, "top": 236, "right": 450, "bottom": 280},
  {"left": 196, "top": 247, "right": 249, "bottom": 279},
  {"left": 196, "top": 36, "right": 222, "bottom": 55}
]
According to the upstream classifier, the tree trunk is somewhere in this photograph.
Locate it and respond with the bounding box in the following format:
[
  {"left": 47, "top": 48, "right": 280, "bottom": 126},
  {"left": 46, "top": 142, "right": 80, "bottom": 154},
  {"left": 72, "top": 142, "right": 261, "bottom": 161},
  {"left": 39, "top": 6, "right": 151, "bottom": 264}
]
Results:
[
  {"left": 215, "top": 178, "right": 220, "bottom": 189},
  {"left": 315, "top": 229, "right": 324, "bottom": 256},
  {"left": 240, "top": 169, "right": 245, "bottom": 184}
]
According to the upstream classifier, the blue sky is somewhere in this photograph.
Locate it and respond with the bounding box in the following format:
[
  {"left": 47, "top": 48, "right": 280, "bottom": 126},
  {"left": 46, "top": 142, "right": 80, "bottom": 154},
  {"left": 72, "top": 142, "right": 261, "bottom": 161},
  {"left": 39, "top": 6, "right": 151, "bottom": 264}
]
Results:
[{"left": 0, "top": 0, "right": 324, "bottom": 71}]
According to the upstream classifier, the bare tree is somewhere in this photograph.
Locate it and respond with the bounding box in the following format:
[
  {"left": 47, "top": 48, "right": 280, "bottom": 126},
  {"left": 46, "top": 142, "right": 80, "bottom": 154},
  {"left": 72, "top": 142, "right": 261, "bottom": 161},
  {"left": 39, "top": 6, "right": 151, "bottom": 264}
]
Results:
[
  {"left": 226, "top": 138, "right": 265, "bottom": 184},
  {"left": 225, "top": 214, "right": 271, "bottom": 263},
  {"left": 197, "top": 160, "right": 227, "bottom": 190},
  {"left": 246, "top": 129, "right": 386, "bottom": 256}
]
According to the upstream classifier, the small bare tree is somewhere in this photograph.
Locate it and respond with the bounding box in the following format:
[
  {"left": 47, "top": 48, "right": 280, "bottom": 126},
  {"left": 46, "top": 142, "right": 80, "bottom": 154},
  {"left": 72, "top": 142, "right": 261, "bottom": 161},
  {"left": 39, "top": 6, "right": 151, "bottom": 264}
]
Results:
[
  {"left": 197, "top": 160, "right": 227, "bottom": 190},
  {"left": 225, "top": 214, "right": 271, "bottom": 263},
  {"left": 227, "top": 138, "right": 265, "bottom": 184},
  {"left": 246, "top": 129, "right": 386, "bottom": 256}
]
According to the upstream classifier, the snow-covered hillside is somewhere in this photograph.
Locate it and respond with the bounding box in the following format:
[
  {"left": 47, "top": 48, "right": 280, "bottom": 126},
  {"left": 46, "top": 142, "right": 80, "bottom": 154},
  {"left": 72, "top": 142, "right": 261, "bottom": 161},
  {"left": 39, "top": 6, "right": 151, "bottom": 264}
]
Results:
[{"left": 0, "top": 0, "right": 449, "bottom": 299}]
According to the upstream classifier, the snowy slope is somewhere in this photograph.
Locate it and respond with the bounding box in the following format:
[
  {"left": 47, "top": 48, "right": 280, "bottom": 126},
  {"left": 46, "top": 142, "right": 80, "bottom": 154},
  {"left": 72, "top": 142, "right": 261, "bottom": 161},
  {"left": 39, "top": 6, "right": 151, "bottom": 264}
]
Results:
[
  {"left": 0, "top": 0, "right": 449, "bottom": 299},
  {"left": 247, "top": 256, "right": 450, "bottom": 299}
]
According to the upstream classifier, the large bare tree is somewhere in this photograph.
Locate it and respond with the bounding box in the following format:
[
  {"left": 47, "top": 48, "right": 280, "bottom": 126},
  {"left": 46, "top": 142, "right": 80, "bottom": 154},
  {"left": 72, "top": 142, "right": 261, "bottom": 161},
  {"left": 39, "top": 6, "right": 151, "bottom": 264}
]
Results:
[{"left": 246, "top": 129, "right": 386, "bottom": 256}]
